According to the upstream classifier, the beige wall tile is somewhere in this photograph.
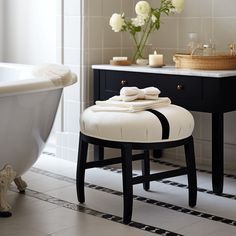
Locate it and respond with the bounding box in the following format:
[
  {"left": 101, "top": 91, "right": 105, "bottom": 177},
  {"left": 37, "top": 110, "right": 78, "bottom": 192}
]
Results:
[
  {"left": 122, "top": 0, "right": 134, "bottom": 17},
  {"left": 150, "top": 18, "right": 178, "bottom": 49},
  {"left": 201, "top": 18, "right": 213, "bottom": 45},
  {"left": 102, "top": 0, "right": 122, "bottom": 17},
  {"left": 83, "top": 0, "right": 89, "bottom": 16},
  {"left": 213, "top": 0, "right": 236, "bottom": 17},
  {"left": 213, "top": 18, "right": 236, "bottom": 51},
  {"left": 133, "top": 0, "right": 160, "bottom": 8},
  {"left": 121, "top": 48, "right": 133, "bottom": 61},
  {"left": 225, "top": 112, "right": 236, "bottom": 144},
  {"left": 191, "top": 112, "right": 201, "bottom": 139},
  {"left": 200, "top": 113, "right": 211, "bottom": 141},
  {"left": 89, "top": 17, "right": 103, "bottom": 48},
  {"left": 181, "top": 0, "right": 212, "bottom": 17},
  {"left": 122, "top": 32, "right": 134, "bottom": 48},
  {"left": 88, "top": 49, "right": 103, "bottom": 65},
  {"left": 103, "top": 17, "right": 122, "bottom": 48},
  {"left": 178, "top": 18, "right": 202, "bottom": 51},
  {"left": 89, "top": 0, "right": 102, "bottom": 17},
  {"left": 224, "top": 145, "right": 236, "bottom": 171},
  {"left": 83, "top": 17, "right": 89, "bottom": 49},
  {"left": 103, "top": 48, "right": 122, "bottom": 64}
]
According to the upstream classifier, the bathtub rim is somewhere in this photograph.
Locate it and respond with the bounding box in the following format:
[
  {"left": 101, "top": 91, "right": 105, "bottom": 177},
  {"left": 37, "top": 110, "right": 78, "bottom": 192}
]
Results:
[{"left": 0, "top": 63, "right": 77, "bottom": 97}]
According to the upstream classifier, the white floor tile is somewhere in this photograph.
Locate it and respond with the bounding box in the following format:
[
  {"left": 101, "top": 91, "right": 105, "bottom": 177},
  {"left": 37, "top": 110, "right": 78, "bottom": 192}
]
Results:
[{"left": 1, "top": 155, "right": 235, "bottom": 236}]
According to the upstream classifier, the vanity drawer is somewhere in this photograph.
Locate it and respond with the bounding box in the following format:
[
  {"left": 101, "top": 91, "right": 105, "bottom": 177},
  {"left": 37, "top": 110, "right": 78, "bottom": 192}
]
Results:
[
  {"left": 158, "top": 75, "right": 202, "bottom": 101},
  {"left": 99, "top": 70, "right": 202, "bottom": 103}
]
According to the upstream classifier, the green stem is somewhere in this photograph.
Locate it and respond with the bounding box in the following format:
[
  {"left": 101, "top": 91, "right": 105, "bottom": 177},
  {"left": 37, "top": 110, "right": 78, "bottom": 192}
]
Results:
[
  {"left": 132, "top": 16, "right": 153, "bottom": 62},
  {"left": 139, "top": 24, "right": 155, "bottom": 56},
  {"left": 131, "top": 34, "right": 143, "bottom": 62}
]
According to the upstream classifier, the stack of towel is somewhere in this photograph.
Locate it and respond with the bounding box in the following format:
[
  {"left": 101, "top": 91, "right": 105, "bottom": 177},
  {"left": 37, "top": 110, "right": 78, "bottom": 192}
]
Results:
[{"left": 91, "top": 86, "right": 171, "bottom": 113}]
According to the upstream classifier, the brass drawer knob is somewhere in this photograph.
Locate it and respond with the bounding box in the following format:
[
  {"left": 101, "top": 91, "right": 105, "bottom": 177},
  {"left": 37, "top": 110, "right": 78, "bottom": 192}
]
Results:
[
  {"left": 121, "top": 80, "right": 127, "bottom": 86},
  {"left": 177, "top": 84, "right": 184, "bottom": 90}
]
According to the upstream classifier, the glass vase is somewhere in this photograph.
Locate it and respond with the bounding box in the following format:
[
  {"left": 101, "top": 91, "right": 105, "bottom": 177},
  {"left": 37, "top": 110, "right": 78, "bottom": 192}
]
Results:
[{"left": 133, "top": 44, "right": 152, "bottom": 65}]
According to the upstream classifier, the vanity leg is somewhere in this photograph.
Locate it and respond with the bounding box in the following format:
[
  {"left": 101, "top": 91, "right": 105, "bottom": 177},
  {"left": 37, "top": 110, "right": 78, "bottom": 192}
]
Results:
[
  {"left": 153, "top": 149, "right": 162, "bottom": 159},
  {"left": 94, "top": 145, "right": 104, "bottom": 161},
  {"left": 212, "top": 113, "right": 224, "bottom": 195}
]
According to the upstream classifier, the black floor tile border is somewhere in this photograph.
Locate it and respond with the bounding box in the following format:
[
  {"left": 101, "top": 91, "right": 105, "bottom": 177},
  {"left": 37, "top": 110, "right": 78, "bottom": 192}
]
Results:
[
  {"left": 151, "top": 158, "right": 236, "bottom": 180},
  {"left": 103, "top": 166, "right": 236, "bottom": 201},
  {"left": 9, "top": 186, "right": 182, "bottom": 236},
  {"left": 42, "top": 152, "right": 236, "bottom": 180},
  {"left": 41, "top": 152, "right": 236, "bottom": 180},
  {"left": 30, "top": 167, "right": 236, "bottom": 227},
  {"left": 42, "top": 151, "right": 56, "bottom": 157}
]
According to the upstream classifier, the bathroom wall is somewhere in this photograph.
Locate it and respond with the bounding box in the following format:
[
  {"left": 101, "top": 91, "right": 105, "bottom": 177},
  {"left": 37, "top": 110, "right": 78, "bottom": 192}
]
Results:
[
  {"left": 2, "top": 0, "right": 236, "bottom": 169},
  {"left": 48, "top": 0, "right": 138, "bottom": 162},
  {"left": 55, "top": 0, "right": 82, "bottom": 162},
  {"left": 146, "top": 0, "right": 236, "bottom": 171},
  {"left": 0, "top": 0, "right": 81, "bottom": 162},
  {"left": 0, "top": 0, "right": 3, "bottom": 60},
  {"left": 2, "top": 0, "right": 58, "bottom": 64},
  {"left": 84, "top": 0, "right": 236, "bottom": 170}
]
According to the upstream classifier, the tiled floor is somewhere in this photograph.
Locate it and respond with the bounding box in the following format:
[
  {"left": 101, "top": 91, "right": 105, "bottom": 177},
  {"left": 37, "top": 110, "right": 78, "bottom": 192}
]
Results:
[{"left": 0, "top": 153, "right": 236, "bottom": 236}]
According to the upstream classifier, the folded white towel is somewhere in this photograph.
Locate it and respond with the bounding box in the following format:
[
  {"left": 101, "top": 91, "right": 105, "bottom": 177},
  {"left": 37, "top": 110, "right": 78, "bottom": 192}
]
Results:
[
  {"left": 119, "top": 86, "right": 161, "bottom": 102},
  {"left": 142, "top": 87, "right": 160, "bottom": 95},
  {"left": 109, "top": 94, "right": 159, "bottom": 102},
  {"left": 143, "top": 94, "right": 159, "bottom": 100},
  {"left": 120, "top": 87, "right": 140, "bottom": 96},
  {"left": 92, "top": 97, "right": 171, "bottom": 112}
]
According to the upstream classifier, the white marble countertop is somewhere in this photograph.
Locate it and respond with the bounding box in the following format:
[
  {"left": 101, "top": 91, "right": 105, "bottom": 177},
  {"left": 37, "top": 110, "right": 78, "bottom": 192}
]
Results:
[{"left": 92, "top": 64, "right": 236, "bottom": 78}]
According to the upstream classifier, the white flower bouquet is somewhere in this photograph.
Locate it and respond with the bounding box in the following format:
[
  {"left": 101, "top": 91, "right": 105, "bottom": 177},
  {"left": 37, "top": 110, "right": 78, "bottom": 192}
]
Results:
[{"left": 109, "top": 0, "right": 184, "bottom": 63}]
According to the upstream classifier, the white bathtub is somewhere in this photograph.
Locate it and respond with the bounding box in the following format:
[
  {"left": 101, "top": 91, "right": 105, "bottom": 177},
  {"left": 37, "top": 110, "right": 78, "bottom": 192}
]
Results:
[{"left": 0, "top": 63, "right": 77, "bottom": 216}]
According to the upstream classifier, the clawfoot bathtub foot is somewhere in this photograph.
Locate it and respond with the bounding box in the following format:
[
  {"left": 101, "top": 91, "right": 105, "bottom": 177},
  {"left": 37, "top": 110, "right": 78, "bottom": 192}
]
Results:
[
  {"left": 0, "top": 165, "right": 16, "bottom": 217},
  {"left": 14, "top": 177, "right": 27, "bottom": 193}
]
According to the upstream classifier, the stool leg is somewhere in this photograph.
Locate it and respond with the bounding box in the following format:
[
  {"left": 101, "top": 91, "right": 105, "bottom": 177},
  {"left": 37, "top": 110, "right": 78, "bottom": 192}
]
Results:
[
  {"left": 141, "top": 150, "right": 150, "bottom": 191},
  {"left": 184, "top": 136, "right": 197, "bottom": 207},
  {"left": 121, "top": 144, "right": 133, "bottom": 224},
  {"left": 76, "top": 134, "right": 88, "bottom": 203}
]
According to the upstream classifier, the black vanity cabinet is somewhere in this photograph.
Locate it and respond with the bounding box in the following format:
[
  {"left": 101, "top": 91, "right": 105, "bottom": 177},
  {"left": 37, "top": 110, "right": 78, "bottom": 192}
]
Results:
[{"left": 93, "top": 65, "right": 236, "bottom": 195}]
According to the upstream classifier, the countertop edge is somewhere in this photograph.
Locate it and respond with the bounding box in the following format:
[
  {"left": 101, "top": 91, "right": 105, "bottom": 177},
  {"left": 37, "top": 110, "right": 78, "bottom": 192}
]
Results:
[{"left": 92, "top": 64, "right": 236, "bottom": 78}]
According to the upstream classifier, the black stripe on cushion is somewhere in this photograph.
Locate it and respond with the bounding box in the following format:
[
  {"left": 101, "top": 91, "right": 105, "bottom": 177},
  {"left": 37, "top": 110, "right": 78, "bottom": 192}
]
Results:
[{"left": 146, "top": 109, "right": 170, "bottom": 139}]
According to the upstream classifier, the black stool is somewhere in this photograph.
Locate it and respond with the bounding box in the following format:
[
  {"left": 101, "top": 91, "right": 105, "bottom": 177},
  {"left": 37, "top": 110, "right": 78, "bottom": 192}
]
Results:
[{"left": 77, "top": 105, "right": 197, "bottom": 224}]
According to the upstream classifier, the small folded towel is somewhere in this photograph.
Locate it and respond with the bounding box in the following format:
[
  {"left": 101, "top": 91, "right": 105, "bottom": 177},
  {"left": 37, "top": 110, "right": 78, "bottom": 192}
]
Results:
[
  {"left": 92, "top": 97, "right": 171, "bottom": 112},
  {"left": 120, "top": 87, "right": 140, "bottom": 96},
  {"left": 119, "top": 86, "right": 161, "bottom": 102},
  {"left": 142, "top": 87, "right": 161, "bottom": 95},
  {"left": 109, "top": 94, "right": 159, "bottom": 102}
]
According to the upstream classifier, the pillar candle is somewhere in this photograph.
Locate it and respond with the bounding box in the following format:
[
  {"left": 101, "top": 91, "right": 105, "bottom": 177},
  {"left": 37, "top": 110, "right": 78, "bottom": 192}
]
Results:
[{"left": 149, "top": 51, "right": 163, "bottom": 67}]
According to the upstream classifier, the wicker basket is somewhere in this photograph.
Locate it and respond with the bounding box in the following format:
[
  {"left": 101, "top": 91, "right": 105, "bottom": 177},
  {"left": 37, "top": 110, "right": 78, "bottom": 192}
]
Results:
[{"left": 173, "top": 53, "right": 236, "bottom": 70}]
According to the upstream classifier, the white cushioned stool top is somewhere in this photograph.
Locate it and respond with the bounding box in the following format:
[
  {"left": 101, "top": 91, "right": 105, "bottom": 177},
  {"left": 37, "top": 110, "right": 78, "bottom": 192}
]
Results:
[{"left": 80, "top": 104, "right": 194, "bottom": 143}]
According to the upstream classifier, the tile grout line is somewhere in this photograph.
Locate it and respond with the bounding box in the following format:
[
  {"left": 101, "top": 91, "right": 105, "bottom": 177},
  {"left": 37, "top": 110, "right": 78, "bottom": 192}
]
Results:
[{"left": 9, "top": 186, "right": 182, "bottom": 236}]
